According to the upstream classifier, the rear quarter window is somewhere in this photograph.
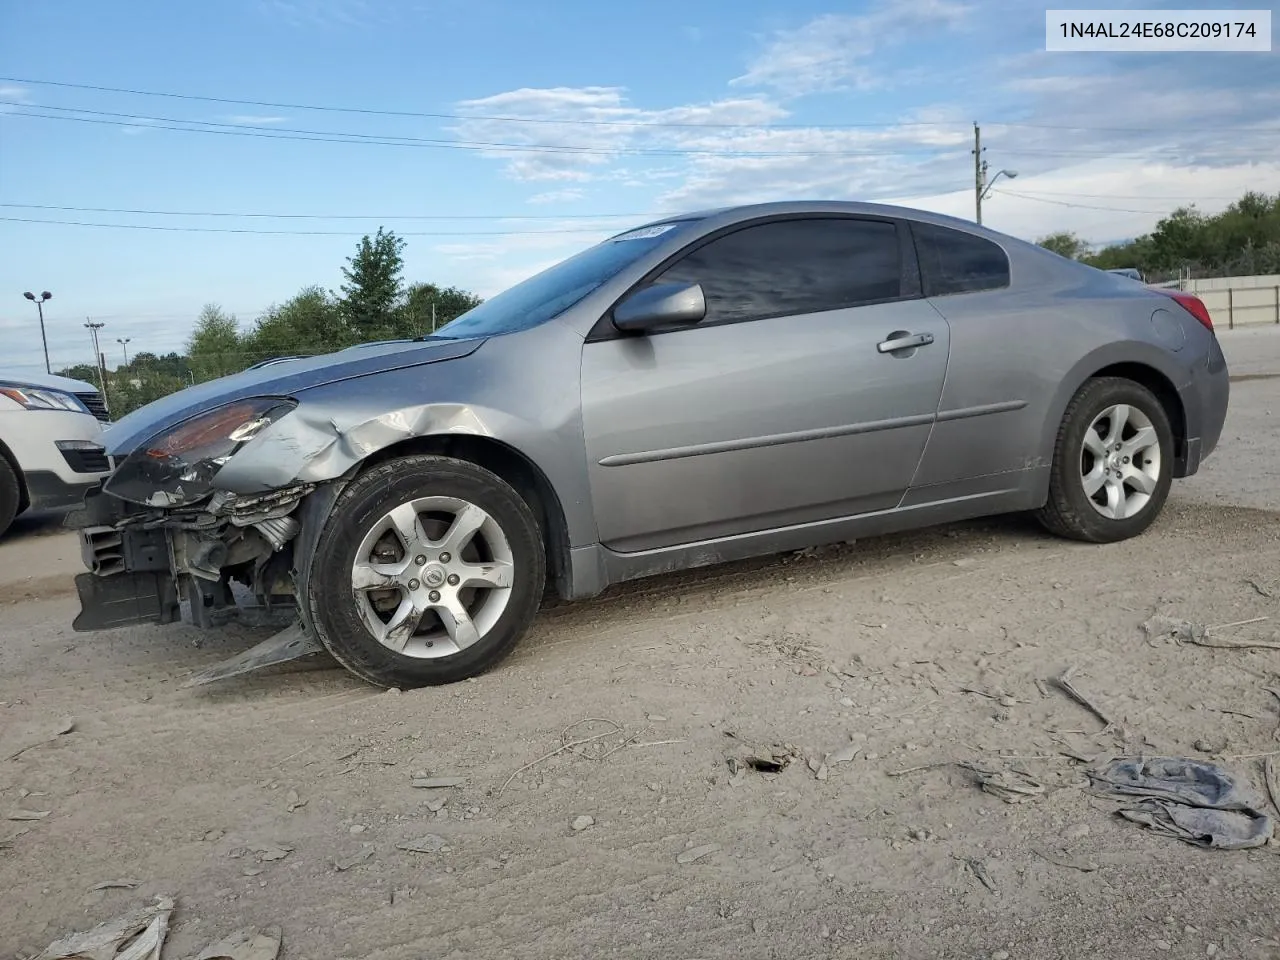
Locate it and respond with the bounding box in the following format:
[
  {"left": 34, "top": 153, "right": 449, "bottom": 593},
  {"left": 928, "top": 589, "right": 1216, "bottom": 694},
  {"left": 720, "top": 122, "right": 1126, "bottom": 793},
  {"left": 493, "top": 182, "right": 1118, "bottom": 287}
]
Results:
[{"left": 912, "top": 221, "right": 1010, "bottom": 297}]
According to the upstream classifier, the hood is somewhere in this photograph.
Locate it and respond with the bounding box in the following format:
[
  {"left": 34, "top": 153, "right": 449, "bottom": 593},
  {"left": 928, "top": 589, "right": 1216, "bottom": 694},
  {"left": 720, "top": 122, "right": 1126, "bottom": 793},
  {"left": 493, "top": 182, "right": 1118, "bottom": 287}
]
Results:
[
  {"left": 0, "top": 370, "right": 100, "bottom": 393},
  {"left": 103, "top": 336, "right": 487, "bottom": 456}
]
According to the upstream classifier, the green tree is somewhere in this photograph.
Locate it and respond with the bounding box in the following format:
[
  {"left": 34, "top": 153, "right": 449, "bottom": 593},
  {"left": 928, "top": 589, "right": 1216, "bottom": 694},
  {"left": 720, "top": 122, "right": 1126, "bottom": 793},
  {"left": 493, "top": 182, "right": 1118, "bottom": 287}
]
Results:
[
  {"left": 1036, "top": 231, "right": 1090, "bottom": 260},
  {"left": 402, "top": 282, "right": 483, "bottom": 336},
  {"left": 246, "top": 285, "right": 346, "bottom": 359},
  {"left": 187, "top": 303, "right": 244, "bottom": 381},
  {"left": 339, "top": 228, "right": 406, "bottom": 338},
  {"left": 55, "top": 363, "right": 104, "bottom": 386}
]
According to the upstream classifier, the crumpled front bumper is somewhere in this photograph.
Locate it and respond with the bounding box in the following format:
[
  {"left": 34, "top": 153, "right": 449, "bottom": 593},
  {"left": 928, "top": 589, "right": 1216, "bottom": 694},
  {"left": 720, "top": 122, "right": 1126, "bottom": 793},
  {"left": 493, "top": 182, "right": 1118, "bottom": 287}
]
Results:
[
  {"left": 69, "top": 485, "right": 182, "bottom": 631},
  {"left": 68, "top": 480, "right": 317, "bottom": 633}
]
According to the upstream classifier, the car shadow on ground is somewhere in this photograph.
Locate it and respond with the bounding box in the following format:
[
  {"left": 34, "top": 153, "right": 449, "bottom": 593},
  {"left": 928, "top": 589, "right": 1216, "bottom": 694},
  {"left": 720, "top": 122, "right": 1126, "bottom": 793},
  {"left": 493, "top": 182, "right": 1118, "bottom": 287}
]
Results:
[
  {"left": 33, "top": 511, "right": 1086, "bottom": 699},
  {"left": 3, "top": 507, "right": 74, "bottom": 540}
]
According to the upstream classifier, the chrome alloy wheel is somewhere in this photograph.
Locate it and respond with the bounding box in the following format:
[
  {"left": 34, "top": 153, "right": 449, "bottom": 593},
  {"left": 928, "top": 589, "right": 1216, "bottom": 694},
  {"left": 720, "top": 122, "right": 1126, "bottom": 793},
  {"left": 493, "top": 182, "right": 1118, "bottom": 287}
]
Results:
[
  {"left": 1080, "top": 403, "right": 1161, "bottom": 520},
  {"left": 350, "top": 496, "right": 514, "bottom": 658}
]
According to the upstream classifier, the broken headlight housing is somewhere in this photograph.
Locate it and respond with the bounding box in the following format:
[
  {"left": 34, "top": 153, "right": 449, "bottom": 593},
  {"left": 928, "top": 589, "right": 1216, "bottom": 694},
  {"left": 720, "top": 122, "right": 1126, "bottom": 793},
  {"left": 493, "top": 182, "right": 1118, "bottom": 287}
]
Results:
[{"left": 105, "top": 397, "right": 297, "bottom": 507}]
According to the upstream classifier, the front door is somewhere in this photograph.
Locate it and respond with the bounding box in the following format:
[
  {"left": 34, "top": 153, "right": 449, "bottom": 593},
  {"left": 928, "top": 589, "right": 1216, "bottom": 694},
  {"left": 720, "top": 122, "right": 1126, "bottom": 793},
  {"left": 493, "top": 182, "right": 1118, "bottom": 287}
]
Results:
[{"left": 579, "top": 215, "right": 951, "bottom": 554}]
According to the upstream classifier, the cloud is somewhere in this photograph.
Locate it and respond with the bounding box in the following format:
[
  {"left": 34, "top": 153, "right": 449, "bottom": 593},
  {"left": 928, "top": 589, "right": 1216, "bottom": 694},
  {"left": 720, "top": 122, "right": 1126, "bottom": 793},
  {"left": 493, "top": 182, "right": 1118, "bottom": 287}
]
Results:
[
  {"left": 731, "top": 0, "right": 972, "bottom": 97},
  {"left": 891, "top": 159, "right": 1280, "bottom": 246},
  {"left": 451, "top": 86, "right": 787, "bottom": 183},
  {"left": 0, "top": 84, "right": 27, "bottom": 114},
  {"left": 528, "top": 188, "right": 586, "bottom": 205},
  {"left": 223, "top": 114, "right": 289, "bottom": 125}
]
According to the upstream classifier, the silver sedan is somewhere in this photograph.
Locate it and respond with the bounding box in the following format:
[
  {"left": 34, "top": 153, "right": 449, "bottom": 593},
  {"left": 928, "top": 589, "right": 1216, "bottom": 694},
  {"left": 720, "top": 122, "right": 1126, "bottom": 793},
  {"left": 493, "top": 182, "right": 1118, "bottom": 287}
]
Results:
[{"left": 69, "top": 201, "right": 1230, "bottom": 688}]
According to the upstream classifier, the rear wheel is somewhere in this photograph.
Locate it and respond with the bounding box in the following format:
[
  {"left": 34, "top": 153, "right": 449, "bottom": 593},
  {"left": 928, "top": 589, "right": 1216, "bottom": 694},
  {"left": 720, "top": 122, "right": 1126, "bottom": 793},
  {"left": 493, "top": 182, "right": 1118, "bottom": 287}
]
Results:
[
  {"left": 1035, "top": 377, "right": 1174, "bottom": 543},
  {"left": 306, "top": 455, "right": 545, "bottom": 688},
  {"left": 0, "top": 456, "right": 21, "bottom": 538}
]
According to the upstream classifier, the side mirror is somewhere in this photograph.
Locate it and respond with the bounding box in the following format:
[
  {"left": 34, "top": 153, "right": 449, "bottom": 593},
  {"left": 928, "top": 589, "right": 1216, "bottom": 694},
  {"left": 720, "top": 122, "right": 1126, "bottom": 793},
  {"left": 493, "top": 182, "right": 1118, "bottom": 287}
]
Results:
[{"left": 612, "top": 282, "right": 706, "bottom": 333}]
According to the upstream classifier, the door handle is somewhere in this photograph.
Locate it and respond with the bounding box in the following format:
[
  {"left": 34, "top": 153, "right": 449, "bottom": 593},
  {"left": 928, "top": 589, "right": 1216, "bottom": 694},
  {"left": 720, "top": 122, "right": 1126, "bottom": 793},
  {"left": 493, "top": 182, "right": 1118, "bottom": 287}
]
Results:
[{"left": 877, "top": 331, "right": 934, "bottom": 353}]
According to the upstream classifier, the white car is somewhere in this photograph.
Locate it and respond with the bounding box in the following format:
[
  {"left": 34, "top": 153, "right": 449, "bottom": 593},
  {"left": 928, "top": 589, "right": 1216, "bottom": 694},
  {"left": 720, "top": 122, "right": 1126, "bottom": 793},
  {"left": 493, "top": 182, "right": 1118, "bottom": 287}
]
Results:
[{"left": 0, "top": 371, "right": 113, "bottom": 536}]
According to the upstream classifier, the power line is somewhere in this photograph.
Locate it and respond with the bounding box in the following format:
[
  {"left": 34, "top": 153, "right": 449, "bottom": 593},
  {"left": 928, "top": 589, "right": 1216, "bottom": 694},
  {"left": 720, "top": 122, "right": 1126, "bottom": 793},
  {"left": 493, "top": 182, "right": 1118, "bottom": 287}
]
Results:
[
  {"left": 0, "top": 202, "right": 654, "bottom": 221},
  {"left": 8, "top": 107, "right": 1275, "bottom": 163},
  {"left": 4, "top": 76, "right": 1277, "bottom": 135},
  {"left": 2, "top": 106, "right": 968, "bottom": 158},
  {"left": 0, "top": 216, "right": 620, "bottom": 236},
  {"left": 989, "top": 190, "right": 1176, "bottom": 214},
  {"left": 0, "top": 75, "right": 969, "bottom": 130},
  {"left": 992, "top": 188, "right": 1253, "bottom": 201}
]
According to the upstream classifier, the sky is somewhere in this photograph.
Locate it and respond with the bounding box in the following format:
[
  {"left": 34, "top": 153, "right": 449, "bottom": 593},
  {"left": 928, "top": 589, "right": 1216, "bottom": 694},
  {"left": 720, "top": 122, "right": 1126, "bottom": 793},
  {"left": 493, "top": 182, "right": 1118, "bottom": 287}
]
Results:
[{"left": 0, "top": 0, "right": 1277, "bottom": 376}]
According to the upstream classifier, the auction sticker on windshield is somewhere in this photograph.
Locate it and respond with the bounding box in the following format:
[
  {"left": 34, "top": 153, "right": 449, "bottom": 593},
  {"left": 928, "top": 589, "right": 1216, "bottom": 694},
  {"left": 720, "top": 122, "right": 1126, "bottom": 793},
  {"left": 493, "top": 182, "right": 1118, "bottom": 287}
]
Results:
[
  {"left": 1046, "top": 9, "right": 1270, "bottom": 51},
  {"left": 609, "top": 224, "right": 680, "bottom": 242}
]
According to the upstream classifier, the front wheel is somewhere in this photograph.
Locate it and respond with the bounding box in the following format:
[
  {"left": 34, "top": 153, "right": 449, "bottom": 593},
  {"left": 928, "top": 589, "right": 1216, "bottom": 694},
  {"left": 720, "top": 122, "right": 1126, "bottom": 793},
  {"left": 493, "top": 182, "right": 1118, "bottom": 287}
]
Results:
[
  {"left": 1035, "top": 377, "right": 1174, "bottom": 543},
  {"left": 306, "top": 455, "right": 546, "bottom": 688}
]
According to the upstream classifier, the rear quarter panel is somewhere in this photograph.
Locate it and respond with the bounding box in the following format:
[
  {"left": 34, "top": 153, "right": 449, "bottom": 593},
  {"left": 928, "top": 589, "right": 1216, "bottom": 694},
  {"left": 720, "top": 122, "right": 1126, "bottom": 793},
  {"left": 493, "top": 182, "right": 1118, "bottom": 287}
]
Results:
[{"left": 912, "top": 245, "right": 1198, "bottom": 499}]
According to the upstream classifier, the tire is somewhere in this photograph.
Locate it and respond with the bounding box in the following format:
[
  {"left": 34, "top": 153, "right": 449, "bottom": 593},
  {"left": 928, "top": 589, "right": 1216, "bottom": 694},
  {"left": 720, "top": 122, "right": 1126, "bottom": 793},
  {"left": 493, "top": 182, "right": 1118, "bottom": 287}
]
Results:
[
  {"left": 305, "top": 455, "right": 546, "bottom": 688},
  {"left": 0, "top": 455, "right": 21, "bottom": 538},
  {"left": 1035, "top": 376, "right": 1174, "bottom": 543}
]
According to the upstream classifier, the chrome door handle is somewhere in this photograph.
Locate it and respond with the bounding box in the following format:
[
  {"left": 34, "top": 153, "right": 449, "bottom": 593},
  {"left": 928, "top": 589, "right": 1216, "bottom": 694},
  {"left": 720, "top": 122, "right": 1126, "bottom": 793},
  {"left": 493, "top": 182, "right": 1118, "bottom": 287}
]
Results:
[{"left": 877, "top": 331, "right": 934, "bottom": 353}]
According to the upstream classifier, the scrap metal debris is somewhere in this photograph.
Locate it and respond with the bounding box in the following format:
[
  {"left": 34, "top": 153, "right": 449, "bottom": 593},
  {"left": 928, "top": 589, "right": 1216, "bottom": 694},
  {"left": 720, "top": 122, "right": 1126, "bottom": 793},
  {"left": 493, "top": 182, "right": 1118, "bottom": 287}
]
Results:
[
  {"left": 91, "top": 879, "right": 142, "bottom": 891},
  {"left": 182, "top": 623, "right": 323, "bottom": 688},
  {"left": 1265, "top": 757, "right": 1280, "bottom": 817},
  {"left": 1245, "top": 578, "right": 1275, "bottom": 599},
  {"left": 1033, "top": 848, "right": 1099, "bottom": 873},
  {"left": 411, "top": 776, "right": 465, "bottom": 789},
  {"left": 4, "top": 717, "right": 76, "bottom": 761},
  {"left": 1089, "top": 757, "right": 1274, "bottom": 850},
  {"left": 333, "top": 846, "right": 375, "bottom": 872},
  {"left": 33, "top": 894, "right": 174, "bottom": 960},
  {"left": 1051, "top": 665, "right": 1113, "bottom": 728},
  {"left": 953, "top": 856, "right": 998, "bottom": 893},
  {"left": 195, "top": 926, "right": 282, "bottom": 960},
  {"left": 8, "top": 809, "right": 50, "bottom": 821},
  {"left": 969, "top": 766, "right": 1047, "bottom": 804},
  {"left": 676, "top": 843, "right": 720, "bottom": 864},
  {"left": 397, "top": 833, "right": 448, "bottom": 854},
  {"left": 1141, "top": 614, "right": 1280, "bottom": 651}
]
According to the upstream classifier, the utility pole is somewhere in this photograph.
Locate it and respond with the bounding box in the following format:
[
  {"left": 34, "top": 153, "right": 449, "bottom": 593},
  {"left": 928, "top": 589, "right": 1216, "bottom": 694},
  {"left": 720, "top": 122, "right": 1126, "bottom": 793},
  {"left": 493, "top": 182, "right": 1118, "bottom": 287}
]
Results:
[
  {"left": 84, "top": 320, "right": 111, "bottom": 416},
  {"left": 973, "top": 122, "right": 985, "bottom": 225}
]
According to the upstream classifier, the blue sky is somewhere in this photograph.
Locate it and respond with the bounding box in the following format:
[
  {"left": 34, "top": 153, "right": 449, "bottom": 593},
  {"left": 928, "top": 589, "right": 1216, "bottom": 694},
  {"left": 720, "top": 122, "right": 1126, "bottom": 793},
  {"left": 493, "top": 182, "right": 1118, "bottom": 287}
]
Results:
[{"left": 1, "top": 0, "right": 1276, "bottom": 376}]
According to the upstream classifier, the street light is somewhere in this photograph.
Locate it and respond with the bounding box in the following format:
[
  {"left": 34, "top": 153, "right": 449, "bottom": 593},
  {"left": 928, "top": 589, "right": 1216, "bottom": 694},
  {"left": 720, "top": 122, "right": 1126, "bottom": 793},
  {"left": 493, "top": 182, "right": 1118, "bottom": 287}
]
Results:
[
  {"left": 117, "top": 337, "right": 132, "bottom": 366},
  {"left": 22, "top": 290, "right": 52, "bottom": 374},
  {"left": 981, "top": 166, "right": 1019, "bottom": 201}
]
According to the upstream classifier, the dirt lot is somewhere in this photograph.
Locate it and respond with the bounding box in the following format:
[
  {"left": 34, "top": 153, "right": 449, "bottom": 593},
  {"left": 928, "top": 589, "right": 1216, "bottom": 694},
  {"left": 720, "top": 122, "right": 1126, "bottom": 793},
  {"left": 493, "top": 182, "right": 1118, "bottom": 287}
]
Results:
[{"left": 3, "top": 332, "right": 1279, "bottom": 960}]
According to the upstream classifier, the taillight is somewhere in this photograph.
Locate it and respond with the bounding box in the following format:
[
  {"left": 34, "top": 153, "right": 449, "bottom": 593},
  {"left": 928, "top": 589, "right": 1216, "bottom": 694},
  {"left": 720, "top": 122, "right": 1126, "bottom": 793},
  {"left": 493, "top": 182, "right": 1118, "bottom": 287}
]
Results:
[{"left": 1155, "top": 288, "right": 1214, "bottom": 332}]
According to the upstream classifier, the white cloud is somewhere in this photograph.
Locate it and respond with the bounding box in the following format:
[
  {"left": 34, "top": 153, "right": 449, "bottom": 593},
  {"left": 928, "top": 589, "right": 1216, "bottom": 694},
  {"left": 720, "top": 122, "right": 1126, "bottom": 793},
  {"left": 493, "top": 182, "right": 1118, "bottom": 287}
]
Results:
[
  {"left": 528, "top": 188, "right": 586, "bottom": 205},
  {"left": 888, "top": 159, "right": 1280, "bottom": 246},
  {"left": 451, "top": 86, "right": 787, "bottom": 183},
  {"left": 0, "top": 84, "right": 27, "bottom": 115},
  {"left": 731, "top": 0, "right": 972, "bottom": 97},
  {"left": 224, "top": 114, "right": 289, "bottom": 125}
]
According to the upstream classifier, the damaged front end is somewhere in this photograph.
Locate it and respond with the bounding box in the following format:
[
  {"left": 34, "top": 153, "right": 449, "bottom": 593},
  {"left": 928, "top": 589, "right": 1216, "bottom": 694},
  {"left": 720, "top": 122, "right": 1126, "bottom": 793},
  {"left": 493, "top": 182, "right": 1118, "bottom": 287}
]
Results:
[
  {"left": 70, "top": 482, "right": 313, "bottom": 631},
  {"left": 69, "top": 395, "right": 321, "bottom": 634}
]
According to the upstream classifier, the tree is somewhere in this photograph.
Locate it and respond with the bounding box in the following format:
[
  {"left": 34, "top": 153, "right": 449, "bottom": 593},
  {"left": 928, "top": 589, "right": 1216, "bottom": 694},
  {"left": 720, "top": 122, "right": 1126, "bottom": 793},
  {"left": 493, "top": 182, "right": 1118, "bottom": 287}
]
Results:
[
  {"left": 246, "top": 285, "right": 346, "bottom": 359},
  {"left": 339, "top": 228, "right": 406, "bottom": 338},
  {"left": 402, "top": 282, "right": 483, "bottom": 336},
  {"left": 1036, "top": 231, "right": 1090, "bottom": 260},
  {"left": 187, "top": 304, "right": 243, "bottom": 382},
  {"left": 56, "top": 363, "right": 103, "bottom": 385}
]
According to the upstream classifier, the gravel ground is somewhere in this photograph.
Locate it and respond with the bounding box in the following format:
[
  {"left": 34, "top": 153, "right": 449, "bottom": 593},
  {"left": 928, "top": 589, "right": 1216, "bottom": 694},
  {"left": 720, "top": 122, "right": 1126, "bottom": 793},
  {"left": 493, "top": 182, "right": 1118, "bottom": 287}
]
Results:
[{"left": 1, "top": 332, "right": 1278, "bottom": 960}]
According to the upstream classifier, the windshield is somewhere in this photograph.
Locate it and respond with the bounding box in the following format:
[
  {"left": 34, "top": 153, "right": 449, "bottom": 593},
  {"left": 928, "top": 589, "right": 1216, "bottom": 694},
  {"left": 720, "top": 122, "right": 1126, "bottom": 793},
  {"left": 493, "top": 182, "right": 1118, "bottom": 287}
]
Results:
[{"left": 431, "top": 220, "right": 696, "bottom": 339}]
